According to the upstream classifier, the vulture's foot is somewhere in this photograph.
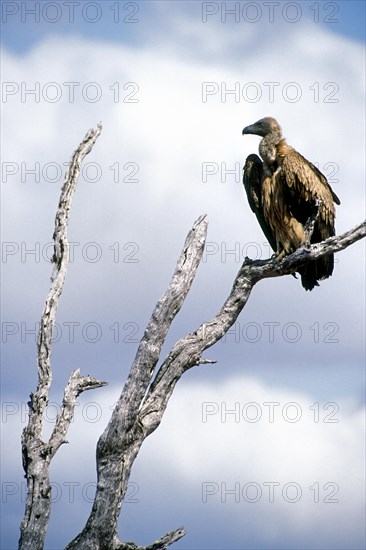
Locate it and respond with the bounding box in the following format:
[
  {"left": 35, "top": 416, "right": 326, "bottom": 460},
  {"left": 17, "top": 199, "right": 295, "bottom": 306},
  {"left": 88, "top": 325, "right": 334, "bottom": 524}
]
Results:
[{"left": 273, "top": 250, "right": 286, "bottom": 263}]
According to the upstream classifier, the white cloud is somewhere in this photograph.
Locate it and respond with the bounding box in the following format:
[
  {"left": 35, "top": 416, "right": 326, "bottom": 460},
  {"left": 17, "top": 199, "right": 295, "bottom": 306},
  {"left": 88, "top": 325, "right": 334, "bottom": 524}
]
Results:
[
  {"left": 3, "top": 375, "right": 363, "bottom": 547},
  {"left": 1, "top": 10, "right": 365, "bottom": 549}
]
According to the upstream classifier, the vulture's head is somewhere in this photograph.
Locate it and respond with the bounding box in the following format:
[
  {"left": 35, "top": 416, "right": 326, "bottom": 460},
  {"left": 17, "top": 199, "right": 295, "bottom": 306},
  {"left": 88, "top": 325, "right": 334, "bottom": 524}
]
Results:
[{"left": 242, "top": 117, "right": 282, "bottom": 138}]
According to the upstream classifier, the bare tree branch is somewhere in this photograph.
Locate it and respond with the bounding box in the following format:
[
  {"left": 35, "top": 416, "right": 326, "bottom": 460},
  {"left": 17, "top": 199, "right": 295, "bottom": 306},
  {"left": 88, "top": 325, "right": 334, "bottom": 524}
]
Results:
[
  {"left": 19, "top": 124, "right": 105, "bottom": 550},
  {"left": 66, "top": 215, "right": 208, "bottom": 549},
  {"left": 19, "top": 125, "right": 365, "bottom": 550},
  {"left": 67, "top": 210, "right": 365, "bottom": 549},
  {"left": 113, "top": 527, "right": 186, "bottom": 550},
  {"left": 247, "top": 220, "right": 366, "bottom": 282},
  {"left": 140, "top": 221, "right": 366, "bottom": 426},
  {"left": 48, "top": 369, "right": 107, "bottom": 457}
]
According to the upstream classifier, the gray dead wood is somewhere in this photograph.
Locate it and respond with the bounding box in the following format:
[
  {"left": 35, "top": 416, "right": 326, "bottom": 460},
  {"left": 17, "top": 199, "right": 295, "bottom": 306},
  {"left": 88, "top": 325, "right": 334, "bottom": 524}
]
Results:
[
  {"left": 19, "top": 124, "right": 106, "bottom": 550},
  {"left": 18, "top": 125, "right": 365, "bottom": 550},
  {"left": 66, "top": 215, "right": 207, "bottom": 549},
  {"left": 67, "top": 219, "right": 365, "bottom": 549}
]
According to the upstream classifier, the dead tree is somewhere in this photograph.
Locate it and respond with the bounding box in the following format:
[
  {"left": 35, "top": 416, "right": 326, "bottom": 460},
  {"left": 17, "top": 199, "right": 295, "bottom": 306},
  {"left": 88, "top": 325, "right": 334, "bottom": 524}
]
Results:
[{"left": 19, "top": 125, "right": 366, "bottom": 550}]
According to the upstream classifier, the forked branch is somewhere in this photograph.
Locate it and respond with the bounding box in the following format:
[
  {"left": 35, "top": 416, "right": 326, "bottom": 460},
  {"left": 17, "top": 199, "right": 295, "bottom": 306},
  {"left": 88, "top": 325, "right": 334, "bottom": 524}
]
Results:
[
  {"left": 19, "top": 124, "right": 105, "bottom": 550},
  {"left": 19, "top": 125, "right": 365, "bottom": 550},
  {"left": 68, "top": 213, "right": 365, "bottom": 549}
]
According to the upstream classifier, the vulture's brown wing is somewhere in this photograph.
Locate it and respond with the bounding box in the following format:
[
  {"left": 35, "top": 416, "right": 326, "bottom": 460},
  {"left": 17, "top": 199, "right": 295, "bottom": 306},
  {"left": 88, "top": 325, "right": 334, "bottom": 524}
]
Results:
[
  {"left": 305, "top": 160, "right": 341, "bottom": 205},
  {"left": 280, "top": 149, "right": 341, "bottom": 289},
  {"left": 243, "top": 154, "right": 277, "bottom": 252},
  {"left": 281, "top": 149, "right": 340, "bottom": 241}
]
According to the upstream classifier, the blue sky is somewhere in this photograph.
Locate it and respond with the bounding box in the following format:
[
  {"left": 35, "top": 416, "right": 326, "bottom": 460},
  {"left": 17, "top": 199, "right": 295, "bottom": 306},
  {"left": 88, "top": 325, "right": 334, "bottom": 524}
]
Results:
[
  {"left": 1, "top": 1, "right": 365, "bottom": 52},
  {"left": 1, "top": 1, "right": 365, "bottom": 549}
]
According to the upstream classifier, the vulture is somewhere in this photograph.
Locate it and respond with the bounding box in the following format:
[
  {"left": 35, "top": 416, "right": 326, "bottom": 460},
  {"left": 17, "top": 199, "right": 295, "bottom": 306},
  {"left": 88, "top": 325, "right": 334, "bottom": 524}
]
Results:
[{"left": 242, "top": 117, "right": 340, "bottom": 290}]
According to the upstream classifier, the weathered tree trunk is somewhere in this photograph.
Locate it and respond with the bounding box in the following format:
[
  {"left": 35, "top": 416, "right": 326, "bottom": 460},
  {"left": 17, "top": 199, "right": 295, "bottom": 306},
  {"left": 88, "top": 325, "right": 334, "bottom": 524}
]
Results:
[
  {"left": 19, "top": 125, "right": 106, "bottom": 550},
  {"left": 67, "top": 217, "right": 366, "bottom": 549},
  {"left": 66, "top": 214, "right": 207, "bottom": 549},
  {"left": 19, "top": 124, "right": 366, "bottom": 550}
]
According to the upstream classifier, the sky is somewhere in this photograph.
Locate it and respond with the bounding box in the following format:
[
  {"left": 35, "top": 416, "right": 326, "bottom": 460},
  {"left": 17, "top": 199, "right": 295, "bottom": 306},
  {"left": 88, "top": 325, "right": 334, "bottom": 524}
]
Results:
[{"left": 1, "top": 1, "right": 365, "bottom": 549}]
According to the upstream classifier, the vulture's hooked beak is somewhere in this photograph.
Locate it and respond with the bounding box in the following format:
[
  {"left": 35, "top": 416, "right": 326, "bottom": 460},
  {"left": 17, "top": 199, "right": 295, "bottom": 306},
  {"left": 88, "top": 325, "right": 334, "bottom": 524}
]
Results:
[{"left": 242, "top": 124, "right": 256, "bottom": 135}]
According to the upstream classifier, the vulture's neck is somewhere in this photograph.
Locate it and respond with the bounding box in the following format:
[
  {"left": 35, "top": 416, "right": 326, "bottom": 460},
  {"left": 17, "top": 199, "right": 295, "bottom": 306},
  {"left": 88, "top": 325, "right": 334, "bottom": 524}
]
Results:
[{"left": 259, "top": 129, "right": 282, "bottom": 170}]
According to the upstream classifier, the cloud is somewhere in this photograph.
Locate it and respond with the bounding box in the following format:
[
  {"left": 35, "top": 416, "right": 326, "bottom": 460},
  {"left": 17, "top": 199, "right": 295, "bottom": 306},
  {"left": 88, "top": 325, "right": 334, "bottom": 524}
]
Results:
[
  {"left": 3, "top": 375, "right": 364, "bottom": 548},
  {"left": 1, "top": 8, "right": 365, "bottom": 549}
]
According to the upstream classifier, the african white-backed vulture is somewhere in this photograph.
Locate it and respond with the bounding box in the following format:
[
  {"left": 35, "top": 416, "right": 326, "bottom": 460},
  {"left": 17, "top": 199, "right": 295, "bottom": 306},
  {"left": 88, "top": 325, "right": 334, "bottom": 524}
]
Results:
[{"left": 242, "top": 116, "right": 340, "bottom": 290}]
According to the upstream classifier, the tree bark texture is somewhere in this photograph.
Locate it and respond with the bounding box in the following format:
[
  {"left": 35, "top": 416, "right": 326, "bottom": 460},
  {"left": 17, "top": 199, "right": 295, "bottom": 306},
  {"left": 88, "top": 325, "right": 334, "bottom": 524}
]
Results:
[
  {"left": 67, "top": 218, "right": 365, "bottom": 549},
  {"left": 19, "top": 125, "right": 106, "bottom": 550},
  {"left": 18, "top": 125, "right": 366, "bottom": 550}
]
